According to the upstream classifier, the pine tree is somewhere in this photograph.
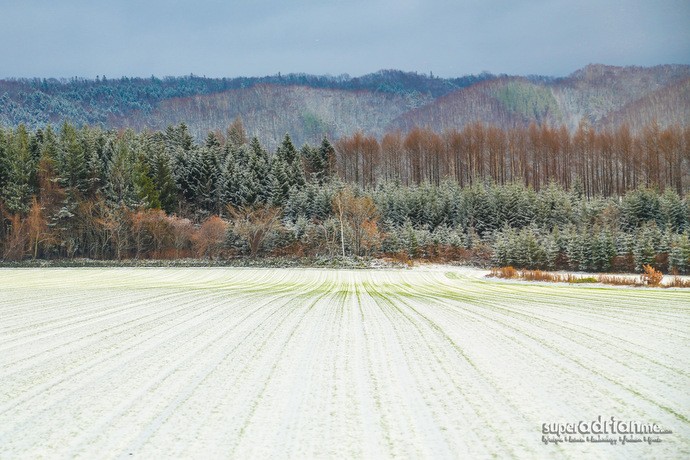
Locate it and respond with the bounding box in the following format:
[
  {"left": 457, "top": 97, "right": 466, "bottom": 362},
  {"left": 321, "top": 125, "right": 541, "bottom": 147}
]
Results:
[
  {"left": 57, "top": 122, "right": 89, "bottom": 196},
  {"left": 2, "top": 125, "right": 37, "bottom": 213},
  {"left": 235, "top": 146, "right": 258, "bottom": 207},
  {"left": 660, "top": 189, "right": 686, "bottom": 232},
  {"left": 492, "top": 227, "right": 513, "bottom": 266},
  {"left": 275, "top": 134, "right": 305, "bottom": 192},
  {"left": 401, "top": 219, "right": 419, "bottom": 258},
  {"left": 304, "top": 137, "right": 335, "bottom": 184},
  {"left": 669, "top": 232, "right": 690, "bottom": 274},
  {"left": 633, "top": 223, "right": 658, "bottom": 271},
  {"left": 591, "top": 228, "right": 615, "bottom": 271},
  {"left": 193, "top": 146, "right": 222, "bottom": 214},
  {"left": 105, "top": 138, "right": 138, "bottom": 206},
  {"left": 220, "top": 146, "right": 238, "bottom": 208},
  {"left": 542, "top": 230, "right": 560, "bottom": 270},
  {"left": 566, "top": 229, "right": 593, "bottom": 271},
  {"left": 36, "top": 125, "right": 64, "bottom": 214},
  {"left": 166, "top": 123, "right": 194, "bottom": 153},
  {"left": 269, "top": 156, "right": 290, "bottom": 206},
  {"left": 205, "top": 132, "right": 221, "bottom": 151},
  {"left": 147, "top": 142, "right": 178, "bottom": 214},
  {"left": 248, "top": 137, "right": 271, "bottom": 203},
  {"left": 0, "top": 128, "right": 10, "bottom": 195},
  {"left": 621, "top": 187, "right": 661, "bottom": 230},
  {"left": 133, "top": 156, "right": 161, "bottom": 209},
  {"left": 536, "top": 182, "right": 572, "bottom": 229}
]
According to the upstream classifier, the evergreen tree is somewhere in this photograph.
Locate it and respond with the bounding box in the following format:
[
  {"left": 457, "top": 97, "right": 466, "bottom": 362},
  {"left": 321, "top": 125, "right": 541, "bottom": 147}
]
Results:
[
  {"left": 633, "top": 223, "right": 659, "bottom": 271},
  {"left": 105, "top": 137, "right": 138, "bottom": 206},
  {"left": 234, "top": 145, "right": 258, "bottom": 206},
  {"left": 205, "top": 132, "right": 221, "bottom": 151},
  {"left": 660, "top": 189, "right": 686, "bottom": 232},
  {"left": 621, "top": 187, "right": 661, "bottom": 230},
  {"left": 172, "top": 146, "right": 200, "bottom": 205},
  {"left": 317, "top": 137, "right": 335, "bottom": 182},
  {"left": 304, "top": 137, "right": 335, "bottom": 184},
  {"left": 0, "top": 129, "right": 10, "bottom": 195},
  {"left": 57, "top": 122, "right": 89, "bottom": 195},
  {"left": 591, "top": 228, "right": 616, "bottom": 271},
  {"left": 248, "top": 137, "right": 271, "bottom": 203},
  {"left": 193, "top": 145, "right": 222, "bottom": 214},
  {"left": 133, "top": 155, "right": 161, "bottom": 209},
  {"left": 2, "top": 125, "right": 37, "bottom": 213},
  {"left": 669, "top": 232, "right": 690, "bottom": 274},
  {"left": 152, "top": 153, "right": 178, "bottom": 213},
  {"left": 463, "top": 183, "right": 495, "bottom": 236},
  {"left": 220, "top": 146, "right": 239, "bottom": 207},
  {"left": 536, "top": 182, "right": 572, "bottom": 229},
  {"left": 274, "top": 134, "right": 305, "bottom": 194},
  {"left": 542, "top": 230, "right": 560, "bottom": 270},
  {"left": 166, "top": 123, "right": 194, "bottom": 154},
  {"left": 143, "top": 132, "right": 178, "bottom": 213},
  {"left": 269, "top": 156, "right": 290, "bottom": 206},
  {"left": 566, "top": 229, "right": 593, "bottom": 271}
]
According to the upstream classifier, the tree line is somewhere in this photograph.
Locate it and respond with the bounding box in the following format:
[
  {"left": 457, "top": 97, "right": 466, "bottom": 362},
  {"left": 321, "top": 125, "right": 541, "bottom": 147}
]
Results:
[
  {"left": 1, "top": 120, "right": 689, "bottom": 273},
  {"left": 1, "top": 70, "right": 492, "bottom": 128},
  {"left": 336, "top": 122, "right": 690, "bottom": 196}
]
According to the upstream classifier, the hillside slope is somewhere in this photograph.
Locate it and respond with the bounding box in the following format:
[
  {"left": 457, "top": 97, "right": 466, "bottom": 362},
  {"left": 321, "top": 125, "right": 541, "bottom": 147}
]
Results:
[
  {"left": 0, "top": 65, "right": 688, "bottom": 145},
  {"left": 392, "top": 64, "right": 690, "bottom": 132},
  {"left": 118, "top": 84, "right": 427, "bottom": 148}
]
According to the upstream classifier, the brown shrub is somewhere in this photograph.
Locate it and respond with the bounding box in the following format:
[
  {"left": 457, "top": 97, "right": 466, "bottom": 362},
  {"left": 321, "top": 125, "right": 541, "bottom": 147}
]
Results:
[
  {"left": 641, "top": 264, "right": 663, "bottom": 286},
  {"left": 391, "top": 251, "right": 413, "bottom": 267},
  {"left": 193, "top": 215, "right": 228, "bottom": 259}
]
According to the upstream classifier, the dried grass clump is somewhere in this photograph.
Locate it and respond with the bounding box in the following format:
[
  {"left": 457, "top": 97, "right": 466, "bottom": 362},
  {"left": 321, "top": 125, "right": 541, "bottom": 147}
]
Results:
[
  {"left": 665, "top": 276, "right": 690, "bottom": 288},
  {"left": 489, "top": 266, "right": 518, "bottom": 278},
  {"left": 569, "top": 276, "right": 598, "bottom": 283},
  {"left": 520, "top": 270, "right": 555, "bottom": 282},
  {"left": 487, "top": 266, "right": 689, "bottom": 288},
  {"left": 598, "top": 274, "right": 642, "bottom": 286}
]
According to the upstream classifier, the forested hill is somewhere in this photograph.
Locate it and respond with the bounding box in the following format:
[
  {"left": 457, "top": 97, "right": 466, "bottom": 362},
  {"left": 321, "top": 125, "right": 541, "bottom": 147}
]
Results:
[
  {"left": 1, "top": 64, "right": 689, "bottom": 148},
  {"left": 0, "top": 70, "right": 492, "bottom": 128}
]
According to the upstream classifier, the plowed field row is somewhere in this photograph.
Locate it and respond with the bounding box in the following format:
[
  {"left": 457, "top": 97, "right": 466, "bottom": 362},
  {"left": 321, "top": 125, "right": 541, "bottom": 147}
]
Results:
[{"left": 0, "top": 267, "right": 688, "bottom": 458}]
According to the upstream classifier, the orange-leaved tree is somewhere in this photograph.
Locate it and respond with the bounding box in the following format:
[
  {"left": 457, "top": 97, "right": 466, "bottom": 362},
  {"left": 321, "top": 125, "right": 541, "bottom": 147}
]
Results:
[{"left": 193, "top": 215, "right": 228, "bottom": 259}]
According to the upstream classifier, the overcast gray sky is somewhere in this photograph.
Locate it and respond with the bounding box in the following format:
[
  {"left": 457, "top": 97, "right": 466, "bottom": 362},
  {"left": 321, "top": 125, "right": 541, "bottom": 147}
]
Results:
[{"left": 1, "top": 0, "right": 688, "bottom": 79}]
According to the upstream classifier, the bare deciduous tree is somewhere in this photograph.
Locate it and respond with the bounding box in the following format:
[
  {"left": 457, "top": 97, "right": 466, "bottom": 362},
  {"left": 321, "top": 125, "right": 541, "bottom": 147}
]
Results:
[{"left": 227, "top": 205, "right": 281, "bottom": 258}]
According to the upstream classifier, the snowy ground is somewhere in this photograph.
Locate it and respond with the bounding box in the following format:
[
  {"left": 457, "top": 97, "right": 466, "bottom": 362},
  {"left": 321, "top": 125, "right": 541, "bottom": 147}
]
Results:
[{"left": 0, "top": 267, "right": 688, "bottom": 459}]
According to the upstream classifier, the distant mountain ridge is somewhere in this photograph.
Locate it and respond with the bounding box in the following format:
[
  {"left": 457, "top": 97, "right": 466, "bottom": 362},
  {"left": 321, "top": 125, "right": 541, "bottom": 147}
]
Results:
[{"left": 1, "top": 64, "right": 688, "bottom": 148}]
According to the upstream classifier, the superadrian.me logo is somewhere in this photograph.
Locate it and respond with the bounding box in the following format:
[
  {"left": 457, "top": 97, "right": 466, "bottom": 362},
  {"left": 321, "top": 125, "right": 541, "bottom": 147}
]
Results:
[{"left": 542, "top": 416, "right": 673, "bottom": 446}]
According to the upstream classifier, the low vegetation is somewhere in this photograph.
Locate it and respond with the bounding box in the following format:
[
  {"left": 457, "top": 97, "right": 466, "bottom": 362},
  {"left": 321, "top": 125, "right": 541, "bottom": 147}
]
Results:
[{"left": 488, "top": 264, "right": 689, "bottom": 288}]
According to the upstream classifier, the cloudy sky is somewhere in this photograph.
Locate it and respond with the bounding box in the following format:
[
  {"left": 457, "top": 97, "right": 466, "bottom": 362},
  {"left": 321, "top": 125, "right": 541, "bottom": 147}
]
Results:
[{"left": 1, "top": 0, "right": 688, "bottom": 79}]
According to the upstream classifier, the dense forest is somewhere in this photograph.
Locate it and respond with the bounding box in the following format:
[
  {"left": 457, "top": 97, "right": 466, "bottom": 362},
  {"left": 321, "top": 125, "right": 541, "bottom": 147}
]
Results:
[
  {"left": 1, "top": 120, "right": 689, "bottom": 273},
  {"left": 0, "top": 70, "right": 493, "bottom": 130},
  {"left": 2, "top": 64, "right": 688, "bottom": 148}
]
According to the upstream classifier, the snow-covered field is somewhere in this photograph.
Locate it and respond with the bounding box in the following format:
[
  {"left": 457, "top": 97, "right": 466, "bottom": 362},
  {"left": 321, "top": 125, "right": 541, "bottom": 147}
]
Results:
[{"left": 1, "top": 267, "right": 688, "bottom": 459}]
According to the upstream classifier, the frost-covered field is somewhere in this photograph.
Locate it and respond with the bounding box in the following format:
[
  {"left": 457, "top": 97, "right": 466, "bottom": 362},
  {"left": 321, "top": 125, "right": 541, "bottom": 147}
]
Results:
[{"left": 1, "top": 267, "right": 689, "bottom": 459}]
